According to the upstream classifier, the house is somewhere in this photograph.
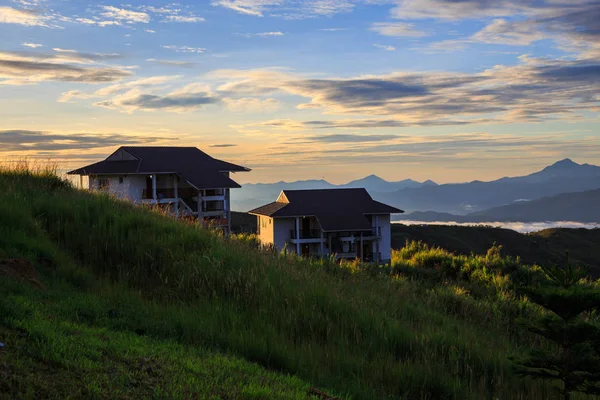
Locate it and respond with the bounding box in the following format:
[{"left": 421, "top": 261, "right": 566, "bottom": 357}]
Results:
[
  {"left": 249, "top": 188, "right": 403, "bottom": 263},
  {"left": 67, "top": 146, "right": 250, "bottom": 233}
]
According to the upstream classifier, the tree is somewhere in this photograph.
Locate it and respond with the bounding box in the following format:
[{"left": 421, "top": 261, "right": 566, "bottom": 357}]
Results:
[{"left": 512, "top": 258, "right": 600, "bottom": 400}]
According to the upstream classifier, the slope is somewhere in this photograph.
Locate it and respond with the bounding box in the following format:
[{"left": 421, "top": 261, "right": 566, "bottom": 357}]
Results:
[{"left": 0, "top": 168, "right": 588, "bottom": 399}]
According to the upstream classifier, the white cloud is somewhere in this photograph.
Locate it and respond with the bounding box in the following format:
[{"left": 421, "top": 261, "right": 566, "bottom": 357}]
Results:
[
  {"left": 224, "top": 97, "right": 280, "bottom": 112},
  {"left": 22, "top": 42, "right": 43, "bottom": 48},
  {"left": 0, "top": 6, "right": 52, "bottom": 27},
  {"left": 373, "top": 43, "right": 396, "bottom": 51},
  {"left": 145, "top": 28, "right": 156, "bottom": 33},
  {"left": 0, "top": 51, "right": 131, "bottom": 85},
  {"left": 370, "top": 22, "right": 427, "bottom": 37},
  {"left": 146, "top": 58, "right": 197, "bottom": 67},
  {"left": 211, "top": 0, "right": 281, "bottom": 17},
  {"left": 100, "top": 6, "right": 150, "bottom": 24},
  {"left": 239, "top": 31, "right": 285, "bottom": 37},
  {"left": 212, "top": 0, "right": 355, "bottom": 18},
  {"left": 162, "top": 45, "right": 206, "bottom": 53},
  {"left": 162, "top": 15, "right": 205, "bottom": 23}
]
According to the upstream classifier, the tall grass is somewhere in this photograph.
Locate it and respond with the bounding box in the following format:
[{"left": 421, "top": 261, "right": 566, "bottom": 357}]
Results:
[{"left": 0, "top": 167, "right": 594, "bottom": 399}]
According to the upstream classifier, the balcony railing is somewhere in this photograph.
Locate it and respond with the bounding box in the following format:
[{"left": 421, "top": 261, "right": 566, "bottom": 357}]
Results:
[
  {"left": 290, "top": 229, "right": 323, "bottom": 239},
  {"left": 141, "top": 187, "right": 199, "bottom": 200}
]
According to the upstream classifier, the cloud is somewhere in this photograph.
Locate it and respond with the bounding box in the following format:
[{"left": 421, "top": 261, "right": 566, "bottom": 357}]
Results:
[
  {"left": 292, "top": 133, "right": 401, "bottom": 143},
  {"left": 319, "top": 27, "right": 347, "bottom": 31},
  {"left": 99, "top": 6, "right": 150, "bottom": 24},
  {"left": 145, "top": 29, "right": 156, "bottom": 33},
  {"left": 95, "top": 84, "right": 220, "bottom": 113},
  {"left": 146, "top": 59, "right": 197, "bottom": 67},
  {"left": 211, "top": 0, "right": 279, "bottom": 17},
  {"left": 211, "top": 0, "right": 355, "bottom": 18},
  {"left": 0, "top": 6, "right": 52, "bottom": 27},
  {"left": 210, "top": 143, "right": 238, "bottom": 147},
  {"left": 162, "top": 45, "right": 205, "bottom": 53},
  {"left": 0, "top": 129, "right": 172, "bottom": 151},
  {"left": 162, "top": 15, "right": 205, "bottom": 23},
  {"left": 471, "top": 18, "right": 546, "bottom": 45},
  {"left": 393, "top": 0, "right": 600, "bottom": 59},
  {"left": 369, "top": 22, "right": 427, "bottom": 37},
  {"left": 223, "top": 97, "right": 280, "bottom": 112},
  {"left": 239, "top": 31, "right": 285, "bottom": 37},
  {"left": 373, "top": 43, "right": 396, "bottom": 51},
  {"left": 0, "top": 51, "right": 131, "bottom": 85},
  {"left": 210, "top": 55, "right": 600, "bottom": 124},
  {"left": 22, "top": 42, "right": 43, "bottom": 48},
  {"left": 58, "top": 75, "right": 183, "bottom": 102}
]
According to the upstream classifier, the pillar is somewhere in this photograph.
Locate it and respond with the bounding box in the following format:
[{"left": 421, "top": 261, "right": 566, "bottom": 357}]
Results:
[
  {"left": 152, "top": 174, "right": 157, "bottom": 203},
  {"left": 174, "top": 175, "right": 179, "bottom": 217},
  {"left": 295, "top": 217, "right": 300, "bottom": 256}
]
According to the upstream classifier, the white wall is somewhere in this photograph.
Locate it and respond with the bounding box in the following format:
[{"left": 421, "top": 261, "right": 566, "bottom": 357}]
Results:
[
  {"left": 258, "top": 216, "right": 274, "bottom": 246},
  {"left": 274, "top": 218, "right": 295, "bottom": 253},
  {"left": 378, "top": 214, "right": 392, "bottom": 263}
]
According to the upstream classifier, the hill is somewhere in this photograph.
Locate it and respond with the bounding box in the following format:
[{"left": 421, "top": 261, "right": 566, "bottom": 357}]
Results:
[
  {"left": 378, "top": 159, "right": 600, "bottom": 214},
  {"left": 391, "top": 224, "right": 600, "bottom": 275},
  {"left": 233, "top": 159, "right": 600, "bottom": 215},
  {"left": 395, "top": 188, "right": 600, "bottom": 223},
  {"left": 467, "top": 188, "right": 600, "bottom": 222},
  {"left": 0, "top": 167, "right": 596, "bottom": 399}
]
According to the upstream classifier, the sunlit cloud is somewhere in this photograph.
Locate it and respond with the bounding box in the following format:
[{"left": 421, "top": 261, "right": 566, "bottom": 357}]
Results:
[
  {"left": 161, "top": 45, "right": 206, "bottom": 53},
  {"left": 22, "top": 42, "right": 43, "bottom": 48}
]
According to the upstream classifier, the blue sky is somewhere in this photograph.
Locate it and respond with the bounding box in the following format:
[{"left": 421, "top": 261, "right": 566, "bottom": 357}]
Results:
[{"left": 1, "top": 0, "right": 599, "bottom": 183}]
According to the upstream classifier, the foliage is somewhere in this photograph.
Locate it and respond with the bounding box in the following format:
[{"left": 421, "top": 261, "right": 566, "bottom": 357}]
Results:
[
  {"left": 511, "top": 261, "right": 600, "bottom": 400},
  {"left": 0, "top": 166, "right": 598, "bottom": 399}
]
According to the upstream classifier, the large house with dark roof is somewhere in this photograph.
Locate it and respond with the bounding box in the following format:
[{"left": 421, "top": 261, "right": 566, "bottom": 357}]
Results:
[
  {"left": 68, "top": 146, "right": 250, "bottom": 233},
  {"left": 249, "top": 188, "right": 402, "bottom": 263}
]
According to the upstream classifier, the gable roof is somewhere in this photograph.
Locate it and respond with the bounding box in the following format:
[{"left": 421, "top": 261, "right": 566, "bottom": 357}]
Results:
[
  {"left": 249, "top": 188, "right": 403, "bottom": 232},
  {"left": 67, "top": 146, "right": 250, "bottom": 190}
]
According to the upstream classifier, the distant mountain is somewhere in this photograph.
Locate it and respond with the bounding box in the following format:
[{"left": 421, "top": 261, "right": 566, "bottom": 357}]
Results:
[
  {"left": 233, "top": 159, "right": 600, "bottom": 215},
  {"left": 231, "top": 175, "right": 436, "bottom": 211},
  {"left": 395, "top": 188, "right": 600, "bottom": 223},
  {"left": 379, "top": 159, "right": 600, "bottom": 214}
]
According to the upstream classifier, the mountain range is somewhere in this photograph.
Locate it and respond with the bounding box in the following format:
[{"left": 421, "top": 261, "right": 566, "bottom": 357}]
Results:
[
  {"left": 232, "top": 159, "right": 600, "bottom": 222},
  {"left": 397, "top": 188, "right": 600, "bottom": 223}
]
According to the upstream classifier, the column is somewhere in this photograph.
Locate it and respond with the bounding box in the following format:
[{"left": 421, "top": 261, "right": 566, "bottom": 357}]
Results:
[
  {"left": 374, "top": 215, "right": 380, "bottom": 263},
  {"left": 320, "top": 230, "right": 325, "bottom": 257},
  {"left": 295, "top": 217, "right": 300, "bottom": 256},
  {"left": 360, "top": 232, "right": 363, "bottom": 261},
  {"left": 152, "top": 174, "right": 157, "bottom": 203},
  {"left": 173, "top": 175, "right": 179, "bottom": 217}
]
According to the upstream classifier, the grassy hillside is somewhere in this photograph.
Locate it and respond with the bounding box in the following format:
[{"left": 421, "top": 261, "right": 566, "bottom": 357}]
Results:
[
  {"left": 1, "top": 167, "right": 598, "bottom": 399},
  {"left": 391, "top": 224, "right": 600, "bottom": 275}
]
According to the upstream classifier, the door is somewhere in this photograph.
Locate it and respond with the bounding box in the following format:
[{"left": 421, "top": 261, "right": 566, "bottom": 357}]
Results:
[
  {"left": 145, "top": 177, "right": 153, "bottom": 199},
  {"left": 302, "top": 217, "right": 311, "bottom": 238}
]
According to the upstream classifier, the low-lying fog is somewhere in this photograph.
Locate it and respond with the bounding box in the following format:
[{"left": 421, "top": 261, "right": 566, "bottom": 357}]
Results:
[{"left": 393, "top": 221, "right": 600, "bottom": 234}]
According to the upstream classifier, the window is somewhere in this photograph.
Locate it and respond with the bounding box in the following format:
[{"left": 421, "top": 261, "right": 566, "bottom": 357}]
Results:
[{"left": 98, "top": 178, "right": 109, "bottom": 191}]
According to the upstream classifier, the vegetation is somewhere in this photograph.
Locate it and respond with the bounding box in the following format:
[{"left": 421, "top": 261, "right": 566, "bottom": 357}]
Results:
[
  {"left": 1, "top": 164, "right": 599, "bottom": 399},
  {"left": 512, "top": 261, "right": 600, "bottom": 399},
  {"left": 390, "top": 223, "right": 600, "bottom": 275}
]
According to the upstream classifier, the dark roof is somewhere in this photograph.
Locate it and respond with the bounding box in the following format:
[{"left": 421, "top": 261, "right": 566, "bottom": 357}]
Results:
[
  {"left": 249, "top": 188, "right": 403, "bottom": 232},
  {"left": 67, "top": 146, "right": 250, "bottom": 190}
]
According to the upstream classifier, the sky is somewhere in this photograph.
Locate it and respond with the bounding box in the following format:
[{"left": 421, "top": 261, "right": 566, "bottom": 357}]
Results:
[{"left": 1, "top": 0, "right": 599, "bottom": 184}]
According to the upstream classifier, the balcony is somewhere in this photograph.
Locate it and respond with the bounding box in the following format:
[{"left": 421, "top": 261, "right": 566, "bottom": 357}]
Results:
[
  {"left": 290, "top": 229, "right": 323, "bottom": 239},
  {"left": 142, "top": 187, "right": 197, "bottom": 200}
]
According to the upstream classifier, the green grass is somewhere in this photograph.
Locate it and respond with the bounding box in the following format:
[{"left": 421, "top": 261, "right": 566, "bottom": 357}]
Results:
[
  {"left": 0, "top": 166, "right": 598, "bottom": 399},
  {"left": 0, "top": 280, "right": 313, "bottom": 400}
]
